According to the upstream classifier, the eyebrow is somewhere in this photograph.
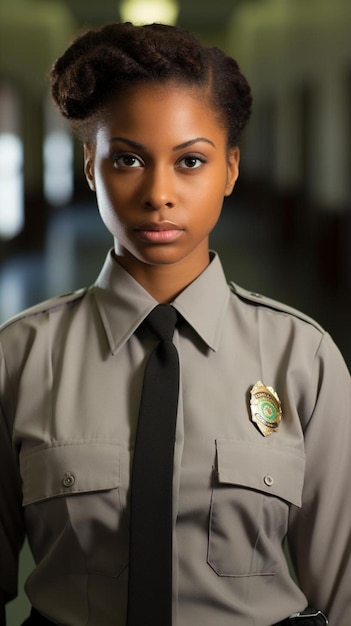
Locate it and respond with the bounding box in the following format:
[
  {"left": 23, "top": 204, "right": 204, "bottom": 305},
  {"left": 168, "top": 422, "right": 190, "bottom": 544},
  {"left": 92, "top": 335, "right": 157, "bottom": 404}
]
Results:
[
  {"left": 173, "top": 138, "right": 216, "bottom": 151},
  {"left": 110, "top": 136, "right": 216, "bottom": 150},
  {"left": 110, "top": 137, "right": 144, "bottom": 150}
]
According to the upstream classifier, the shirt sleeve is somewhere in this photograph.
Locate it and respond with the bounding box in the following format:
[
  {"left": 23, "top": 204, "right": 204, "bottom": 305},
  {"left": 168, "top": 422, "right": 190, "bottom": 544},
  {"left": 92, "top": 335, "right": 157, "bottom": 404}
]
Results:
[
  {"left": 288, "top": 332, "right": 351, "bottom": 625},
  {"left": 0, "top": 342, "right": 25, "bottom": 607}
]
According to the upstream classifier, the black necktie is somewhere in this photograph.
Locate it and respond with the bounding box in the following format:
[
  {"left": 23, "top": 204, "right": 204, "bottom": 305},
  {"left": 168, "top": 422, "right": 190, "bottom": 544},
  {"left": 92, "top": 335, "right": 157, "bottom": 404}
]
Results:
[{"left": 127, "top": 304, "right": 179, "bottom": 626}]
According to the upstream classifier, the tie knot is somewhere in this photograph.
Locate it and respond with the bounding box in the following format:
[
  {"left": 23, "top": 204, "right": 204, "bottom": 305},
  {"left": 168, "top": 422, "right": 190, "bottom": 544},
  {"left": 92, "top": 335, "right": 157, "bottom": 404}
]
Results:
[{"left": 146, "top": 304, "right": 177, "bottom": 342}]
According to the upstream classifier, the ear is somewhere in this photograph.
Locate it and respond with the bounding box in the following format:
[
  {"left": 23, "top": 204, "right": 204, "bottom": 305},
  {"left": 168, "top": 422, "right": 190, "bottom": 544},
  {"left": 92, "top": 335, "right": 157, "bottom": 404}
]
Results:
[
  {"left": 83, "top": 142, "right": 96, "bottom": 192},
  {"left": 224, "top": 147, "right": 240, "bottom": 196}
]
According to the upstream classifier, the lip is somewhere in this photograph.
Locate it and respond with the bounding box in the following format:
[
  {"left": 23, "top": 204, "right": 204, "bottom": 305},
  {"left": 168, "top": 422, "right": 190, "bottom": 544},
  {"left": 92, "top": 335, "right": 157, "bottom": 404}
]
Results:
[{"left": 135, "top": 221, "right": 184, "bottom": 243}]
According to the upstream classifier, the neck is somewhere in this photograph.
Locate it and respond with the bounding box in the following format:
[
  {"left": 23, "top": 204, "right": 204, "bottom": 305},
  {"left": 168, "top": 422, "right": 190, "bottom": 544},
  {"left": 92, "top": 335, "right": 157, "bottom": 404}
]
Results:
[{"left": 113, "top": 248, "right": 211, "bottom": 303}]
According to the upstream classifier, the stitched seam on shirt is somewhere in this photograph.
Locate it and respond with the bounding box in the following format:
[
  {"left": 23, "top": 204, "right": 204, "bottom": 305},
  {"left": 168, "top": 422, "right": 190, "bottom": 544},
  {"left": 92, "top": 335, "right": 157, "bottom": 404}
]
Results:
[
  {"left": 304, "top": 331, "right": 329, "bottom": 430},
  {"left": 24, "top": 439, "right": 121, "bottom": 455},
  {"left": 230, "top": 282, "right": 325, "bottom": 335},
  {"left": 0, "top": 289, "right": 88, "bottom": 332}
]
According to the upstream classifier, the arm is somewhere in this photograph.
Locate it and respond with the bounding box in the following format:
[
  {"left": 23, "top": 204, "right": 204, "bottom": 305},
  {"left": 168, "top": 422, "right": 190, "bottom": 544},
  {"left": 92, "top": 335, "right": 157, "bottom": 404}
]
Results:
[
  {"left": 288, "top": 333, "right": 351, "bottom": 625},
  {"left": 0, "top": 344, "right": 25, "bottom": 617}
]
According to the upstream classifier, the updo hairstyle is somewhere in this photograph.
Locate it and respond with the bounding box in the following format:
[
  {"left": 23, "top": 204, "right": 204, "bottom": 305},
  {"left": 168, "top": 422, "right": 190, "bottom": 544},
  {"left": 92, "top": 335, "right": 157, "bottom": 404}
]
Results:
[{"left": 50, "top": 22, "right": 252, "bottom": 146}]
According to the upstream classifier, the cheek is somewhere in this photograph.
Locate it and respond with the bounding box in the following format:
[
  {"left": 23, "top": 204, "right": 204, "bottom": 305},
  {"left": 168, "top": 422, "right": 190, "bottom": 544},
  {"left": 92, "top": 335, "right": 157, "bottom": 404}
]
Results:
[
  {"left": 93, "top": 177, "right": 121, "bottom": 228},
  {"left": 94, "top": 166, "right": 116, "bottom": 200},
  {"left": 196, "top": 177, "right": 227, "bottom": 212},
  {"left": 94, "top": 171, "right": 124, "bottom": 217}
]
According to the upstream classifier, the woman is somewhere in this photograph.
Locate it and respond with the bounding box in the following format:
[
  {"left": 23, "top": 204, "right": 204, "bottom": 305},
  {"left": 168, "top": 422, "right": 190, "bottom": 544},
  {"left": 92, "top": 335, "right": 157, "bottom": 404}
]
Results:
[{"left": 0, "top": 22, "right": 349, "bottom": 626}]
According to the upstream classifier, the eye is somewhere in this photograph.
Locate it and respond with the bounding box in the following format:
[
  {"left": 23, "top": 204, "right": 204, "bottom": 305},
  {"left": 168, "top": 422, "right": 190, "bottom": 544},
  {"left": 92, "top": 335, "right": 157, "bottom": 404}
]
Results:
[
  {"left": 177, "top": 155, "right": 206, "bottom": 170},
  {"left": 112, "top": 153, "right": 143, "bottom": 169}
]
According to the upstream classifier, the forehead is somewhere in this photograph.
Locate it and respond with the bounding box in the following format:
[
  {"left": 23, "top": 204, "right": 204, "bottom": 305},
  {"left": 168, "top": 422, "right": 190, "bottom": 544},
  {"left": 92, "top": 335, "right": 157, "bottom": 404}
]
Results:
[{"left": 96, "top": 81, "right": 227, "bottom": 144}]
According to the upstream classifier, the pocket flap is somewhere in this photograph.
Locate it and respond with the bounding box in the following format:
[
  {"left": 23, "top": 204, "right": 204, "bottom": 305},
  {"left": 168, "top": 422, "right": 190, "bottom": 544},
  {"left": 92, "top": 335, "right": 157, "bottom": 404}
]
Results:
[
  {"left": 216, "top": 439, "right": 305, "bottom": 507},
  {"left": 22, "top": 440, "right": 121, "bottom": 505}
]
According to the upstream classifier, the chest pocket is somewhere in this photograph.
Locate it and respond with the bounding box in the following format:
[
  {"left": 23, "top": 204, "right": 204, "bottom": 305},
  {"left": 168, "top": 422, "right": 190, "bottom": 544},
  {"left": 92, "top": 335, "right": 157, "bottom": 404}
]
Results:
[
  {"left": 21, "top": 440, "right": 128, "bottom": 577},
  {"left": 21, "top": 440, "right": 121, "bottom": 505},
  {"left": 208, "top": 439, "right": 305, "bottom": 577}
]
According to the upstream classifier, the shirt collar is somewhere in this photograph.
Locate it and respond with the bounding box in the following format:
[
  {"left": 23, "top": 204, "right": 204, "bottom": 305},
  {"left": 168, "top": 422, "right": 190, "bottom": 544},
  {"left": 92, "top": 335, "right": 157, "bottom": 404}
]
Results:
[{"left": 93, "top": 250, "right": 230, "bottom": 354}]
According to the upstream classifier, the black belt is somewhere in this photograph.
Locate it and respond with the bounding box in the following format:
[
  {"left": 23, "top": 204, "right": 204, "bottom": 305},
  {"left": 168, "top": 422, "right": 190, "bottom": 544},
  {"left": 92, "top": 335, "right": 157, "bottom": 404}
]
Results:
[{"left": 274, "top": 608, "right": 328, "bottom": 625}]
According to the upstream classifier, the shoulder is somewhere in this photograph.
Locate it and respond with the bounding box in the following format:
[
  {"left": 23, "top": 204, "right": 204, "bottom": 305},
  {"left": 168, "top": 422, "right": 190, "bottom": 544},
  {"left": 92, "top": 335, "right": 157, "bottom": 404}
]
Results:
[
  {"left": 229, "top": 281, "right": 324, "bottom": 334},
  {"left": 0, "top": 288, "right": 89, "bottom": 335}
]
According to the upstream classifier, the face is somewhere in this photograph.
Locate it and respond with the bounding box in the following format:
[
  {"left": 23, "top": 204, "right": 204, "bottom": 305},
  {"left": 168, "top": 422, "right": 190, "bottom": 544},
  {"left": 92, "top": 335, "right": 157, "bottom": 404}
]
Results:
[{"left": 84, "top": 82, "right": 239, "bottom": 285}]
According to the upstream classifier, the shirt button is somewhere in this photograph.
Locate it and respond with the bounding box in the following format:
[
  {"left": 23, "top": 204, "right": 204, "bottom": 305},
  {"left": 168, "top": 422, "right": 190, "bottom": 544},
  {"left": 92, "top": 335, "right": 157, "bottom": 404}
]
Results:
[
  {"left": 62, "top": 472, "right": 75, "bottom": 488},
  {"left": 264, "top": 474, "right": 274, "bottom": 487}
]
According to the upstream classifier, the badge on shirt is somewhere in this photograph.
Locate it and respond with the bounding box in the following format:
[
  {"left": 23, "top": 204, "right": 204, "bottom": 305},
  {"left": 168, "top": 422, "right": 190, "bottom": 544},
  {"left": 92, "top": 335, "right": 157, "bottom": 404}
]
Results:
[{"left": 250, "top": 381, "right": 282, "bottom": 436}]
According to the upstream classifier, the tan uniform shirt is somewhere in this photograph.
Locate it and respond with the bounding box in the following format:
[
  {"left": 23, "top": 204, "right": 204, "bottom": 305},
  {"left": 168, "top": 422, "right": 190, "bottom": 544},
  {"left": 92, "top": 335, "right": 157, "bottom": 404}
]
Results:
[{"left": 0, "top": 251, "right": 350, "bottom": 625}]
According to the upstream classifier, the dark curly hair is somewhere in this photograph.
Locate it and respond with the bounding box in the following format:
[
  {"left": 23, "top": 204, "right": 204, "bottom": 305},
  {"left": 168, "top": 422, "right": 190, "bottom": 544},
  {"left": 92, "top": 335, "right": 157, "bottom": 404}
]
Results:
[{"left": 50, "top": 22, "right": 252, "bottom": 146}]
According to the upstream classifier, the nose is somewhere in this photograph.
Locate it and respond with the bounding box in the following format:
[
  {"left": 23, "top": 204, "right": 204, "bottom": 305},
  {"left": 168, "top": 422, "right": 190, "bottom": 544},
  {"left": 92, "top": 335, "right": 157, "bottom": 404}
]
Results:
[{"left": 142, "top": 166, "right": 175, "bottom": 210}]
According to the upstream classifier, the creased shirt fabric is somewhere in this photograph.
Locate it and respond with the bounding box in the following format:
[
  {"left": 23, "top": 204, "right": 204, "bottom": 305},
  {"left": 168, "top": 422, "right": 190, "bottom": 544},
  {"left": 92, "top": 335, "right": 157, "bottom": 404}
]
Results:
[{"left": 0, "top": 250, "right": 350, "bottom": 626}]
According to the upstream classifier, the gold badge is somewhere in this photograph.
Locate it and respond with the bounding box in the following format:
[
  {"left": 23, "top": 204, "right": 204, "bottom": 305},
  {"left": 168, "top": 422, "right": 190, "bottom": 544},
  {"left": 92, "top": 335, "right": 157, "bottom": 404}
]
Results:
[{"left": 250, "top": 381, "right": 282, "bottom": 436}]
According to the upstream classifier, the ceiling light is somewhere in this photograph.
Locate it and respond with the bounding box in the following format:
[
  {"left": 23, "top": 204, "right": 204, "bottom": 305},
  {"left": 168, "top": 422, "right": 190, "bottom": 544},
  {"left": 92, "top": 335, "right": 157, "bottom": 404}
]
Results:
[{"left": 119, "top": 0, "right": 179, "bottom": 25}]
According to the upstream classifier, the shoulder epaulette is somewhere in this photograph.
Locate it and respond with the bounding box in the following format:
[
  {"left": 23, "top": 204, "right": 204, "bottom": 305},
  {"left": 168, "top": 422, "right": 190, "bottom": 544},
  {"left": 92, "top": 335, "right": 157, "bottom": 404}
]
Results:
[
  {"left": 230, "top": 281, "right": 324, "bottom": 333},
  {"left": 0, "top": 287, "right": 88, "bottom": 331}
]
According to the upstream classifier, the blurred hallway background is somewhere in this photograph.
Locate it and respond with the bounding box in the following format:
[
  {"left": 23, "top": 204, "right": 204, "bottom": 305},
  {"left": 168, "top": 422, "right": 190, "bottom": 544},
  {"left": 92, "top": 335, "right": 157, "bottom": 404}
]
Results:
[
  {"left": 1, "top": 0, "right": 351, "bottom": 622},
  {"left": 1, "top": 0, "right": 351, "bottom": 362}
]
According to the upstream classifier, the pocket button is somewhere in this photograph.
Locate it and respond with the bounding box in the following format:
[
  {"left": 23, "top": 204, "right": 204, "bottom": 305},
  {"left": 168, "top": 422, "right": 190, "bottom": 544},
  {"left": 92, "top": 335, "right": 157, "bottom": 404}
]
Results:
[
  {"left": 263, "top": 474, "right": 274, "bottom": 487},
  {"left": 62, "top": 472, "right": 75, "bottom": 488}
]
